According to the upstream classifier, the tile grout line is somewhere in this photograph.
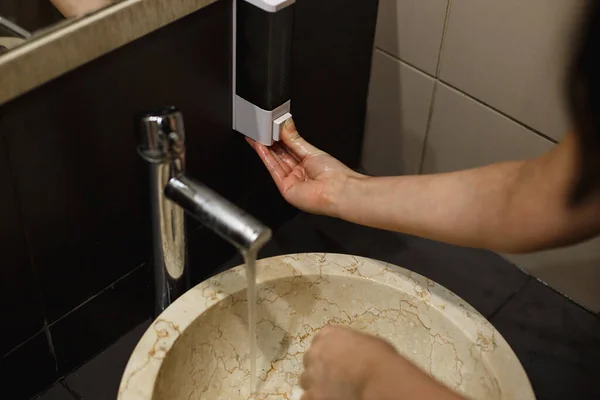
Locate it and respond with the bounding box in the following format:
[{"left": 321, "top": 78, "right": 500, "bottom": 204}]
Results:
[
  {"left": 8, "top": 264, "right": 147, "bottom": 392},
  {"left": 0, "top": 327, "right": 45, "bottom": 359},
  {"left": 376, "top": 46, "right": 559, "bottom": 146},
  {"left": 61, "top": 381, "right": 84, "bottom": 400},
  {"left": 376, "top": 47, "right": 432, "bottom": 78},
  {"left": 488, "top": 274, "right": 600, "bottom": 320},
  {"left": 358, "top": 48, "right": 378, "bottom": 173},
  {"left": 439, "top": 80, "right": 559, "bottom": 144},
  {"left": 529, "top": 275, "right": 600, "bottom": 317},
  {"left": 418, "top": 0, "right": 452, "bottom": 174},
  {"left": 44, "top": 325, "right": 59, "bottom": 373},
  {"left": 418, "top": 82, "right": 439, "bottom": 174},
  {"left": 48, "top": 263, "right": 146, "bottom": 327},
  {"left": 436, "top": 0, "right": 453, "bottom": 78},
  {"left": 433, "top": 0, "right": 558, "bottom": 145},
  {"left": 487, "top": 277, "right": 532, "bottom": 321},
  {"left": 0, "top": 133, "right": 57, "bottom": 365},
  {"left": 375, "top": 0, "right": 560, "bottom": 148}
]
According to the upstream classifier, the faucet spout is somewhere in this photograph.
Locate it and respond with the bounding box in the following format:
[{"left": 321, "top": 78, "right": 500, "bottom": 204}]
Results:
[
  {"left": 137, "top": 107, "right": 271, "bottom": 317},
  {"left": 165, "top": 176, "right": 271, "bottom": 253}
]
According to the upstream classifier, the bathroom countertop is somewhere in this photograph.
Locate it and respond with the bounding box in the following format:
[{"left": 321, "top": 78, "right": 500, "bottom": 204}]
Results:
[
  {"left": 0, "top": 0, "right": 218, "bottom": 106},
  {"left": 35, "top": 214, "right": 600, "bottom": 400}
]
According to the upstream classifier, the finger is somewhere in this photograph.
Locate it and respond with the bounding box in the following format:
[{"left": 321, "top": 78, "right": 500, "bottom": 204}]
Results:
[
  {"left": 314, "top": 324, "right": 339, "bottom": 341},
  {"left": 303, "top": 335, "right": 325, "bottom": 369},
  {"left": 270, "top": 144, "right": 294, "bottom": 174},
  {"left": 300, "top": 393, "right": 315, "bottom": 400},
  {"left": 248, "top": 137, "right": 290, "bottom": 175},
  {"left": 310, "top": 330, "right": 324, "bottom": 345},
  {"left": 299, "top": 371, "right": 312, "bottom": 390},
  {"left": 302, "top": 347, "right": 312, "bottom": 369},
  {"left": 301, "top": 326, "right": 340, "bottom": 355},
  {"left": 272, "top": 142, "right": 300, "bottom": 169},
  {"left": 281, "top": 118, "right": 326, "bottom": 160},
  {"left": 248, "top": 136, "right": 296, "bottom": 174},
  {"left": 254, "top": 142, "right": 289, "bottom": 193}
]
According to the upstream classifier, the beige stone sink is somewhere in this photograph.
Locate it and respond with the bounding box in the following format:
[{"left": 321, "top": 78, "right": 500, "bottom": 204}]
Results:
[{"left": 118, "top": 253, "right": 535, "bottom": 400}]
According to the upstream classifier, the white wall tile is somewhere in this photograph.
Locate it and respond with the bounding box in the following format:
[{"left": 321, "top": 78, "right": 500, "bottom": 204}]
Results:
[
  {"left": 375, "top": 0, "right": 448, "bottom": 76},
  {"left": 362, "top": 50, "right": 435, "bottom": 176},
  {"left": 423, "top": 83, "right": 554, "bottom": 174},
  {"left": 424, "top": 83, "right": 600, "bottom": 312},
  {"left": 505, "top": 238, "right": 600, "bottom": 312},
  {"left": 439, "top": 0, "right": 587, "bottom": 141}
]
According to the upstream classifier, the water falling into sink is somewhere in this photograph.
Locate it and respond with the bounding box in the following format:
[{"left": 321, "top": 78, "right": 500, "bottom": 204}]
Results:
[{"left": 244, "top": 250, "right": 258, "bottom": 398}]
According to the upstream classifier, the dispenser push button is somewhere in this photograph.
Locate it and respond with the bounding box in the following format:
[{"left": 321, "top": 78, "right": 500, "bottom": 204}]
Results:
[{"left": 272, "top": 112, "right": 292, "bottom": 142}]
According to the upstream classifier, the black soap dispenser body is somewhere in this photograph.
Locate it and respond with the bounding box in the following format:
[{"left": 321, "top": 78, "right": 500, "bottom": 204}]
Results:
[{"left": 233, "top": 0, "right": 295, "bottom": 145}]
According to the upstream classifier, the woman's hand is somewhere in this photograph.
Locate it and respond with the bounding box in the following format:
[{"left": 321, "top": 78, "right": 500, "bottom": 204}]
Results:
[
  {"left": 247, "top": 118, "right": 365, "bottom": 217},
  {"left": 299, "top": 325, "right": 398, "bottom": 400},
  {"left": 300, "top": 325, "right": 465, "bottom": 400}
]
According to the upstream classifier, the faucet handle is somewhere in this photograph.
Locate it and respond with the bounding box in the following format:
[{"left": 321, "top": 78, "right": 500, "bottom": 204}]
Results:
[{"left": 137, "top": 107, "right": 186, "bottom": 164}]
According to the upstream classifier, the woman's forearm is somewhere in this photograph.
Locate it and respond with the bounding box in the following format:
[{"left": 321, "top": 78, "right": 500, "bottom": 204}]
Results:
[
  {"left": 338, "top": 162, "right": 528, "bottom": 252},
  {"left": 335, "top": 134, "right": 600, "bottom": 253}
]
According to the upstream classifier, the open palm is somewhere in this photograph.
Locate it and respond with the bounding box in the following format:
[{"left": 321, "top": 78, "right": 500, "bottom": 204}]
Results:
[{"left": 247, "top": 119, "right": 365, "bottom": 216}]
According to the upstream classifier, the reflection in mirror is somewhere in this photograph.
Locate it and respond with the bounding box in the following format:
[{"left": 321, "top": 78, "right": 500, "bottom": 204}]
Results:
[
  {"left": 50, "top": 0, "right": 115, "bottom": 19},
  {"left": 0, "top": 0, "right": 115, "bottom": 54}
]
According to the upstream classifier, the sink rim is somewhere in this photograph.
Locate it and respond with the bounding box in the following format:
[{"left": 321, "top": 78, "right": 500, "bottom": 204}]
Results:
[{"left": 118, "top": 252, "right": 535, "bottom": 400}]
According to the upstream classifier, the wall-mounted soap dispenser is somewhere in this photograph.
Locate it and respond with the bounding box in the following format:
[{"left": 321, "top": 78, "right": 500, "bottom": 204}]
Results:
[{"left": 233, "top": 0, "right": 295, "bottom": 146}]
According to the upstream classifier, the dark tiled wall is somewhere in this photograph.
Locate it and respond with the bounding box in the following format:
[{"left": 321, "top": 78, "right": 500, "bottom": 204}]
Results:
[{"left": 0, "top": 0, "right": 378, "bottom": 398}]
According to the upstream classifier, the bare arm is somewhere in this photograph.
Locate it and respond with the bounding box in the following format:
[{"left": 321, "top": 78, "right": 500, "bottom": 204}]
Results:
[
  {"left": 250, "top": 120, "right": 600, "bottom": 254},
  {"left": 300, "top": 325, "right": 465, "bottom": 400},
  {"left": 336, "top": 133, "right": 600, "bottom": 253},
  {"left": 361, "top": 354, "right": 465, "bottom": 400}
]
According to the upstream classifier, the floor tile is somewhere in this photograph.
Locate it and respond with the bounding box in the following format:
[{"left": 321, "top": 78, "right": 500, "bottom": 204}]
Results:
[
  {"left": 0, "top": 331, "right": 57, "bottom": 399},
  {"left": 491, "top": 280, "right": 600, "bottom": 400},
  {"left": 36, "top": 384, "right": 76, "bottom": 400},
  {"left": 50, "top": 265, "right": 152, "bottom": 375},
  {"left": 63, "top": 320, "right": 151, "bottom": 400},
  {"left": 309, "top": 215, "right": 530, "bottom": 317}
]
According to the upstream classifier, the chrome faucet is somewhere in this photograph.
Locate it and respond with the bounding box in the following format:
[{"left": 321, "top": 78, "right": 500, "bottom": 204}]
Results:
[{"left": 137, "top": 107, "right": 272, "bottom": 316}]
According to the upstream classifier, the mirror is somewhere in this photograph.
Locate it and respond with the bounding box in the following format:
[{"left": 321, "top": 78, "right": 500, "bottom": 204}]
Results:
[{"left": 0, "top": 0, "right": 118, "bottom": 55}]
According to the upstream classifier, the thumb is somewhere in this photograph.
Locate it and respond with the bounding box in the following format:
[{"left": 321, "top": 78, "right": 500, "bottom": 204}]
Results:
[{"left": 282, "top": 118, "right": 326, "bottom": 159}]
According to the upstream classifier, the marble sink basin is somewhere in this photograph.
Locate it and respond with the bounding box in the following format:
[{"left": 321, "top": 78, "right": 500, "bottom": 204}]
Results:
[{"left": 118, "top": 253, "right": 535, "bottom": 400}]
